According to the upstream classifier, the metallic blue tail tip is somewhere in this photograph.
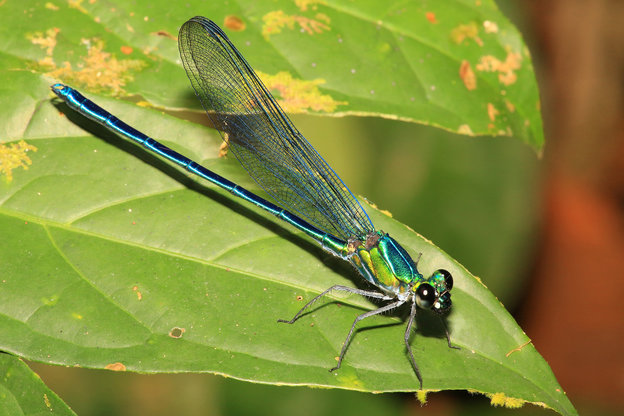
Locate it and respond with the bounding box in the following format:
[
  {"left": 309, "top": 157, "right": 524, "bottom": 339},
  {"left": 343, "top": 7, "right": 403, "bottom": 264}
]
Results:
[{"left": 51, "top": 83, "right": 69, "bottom": 98}]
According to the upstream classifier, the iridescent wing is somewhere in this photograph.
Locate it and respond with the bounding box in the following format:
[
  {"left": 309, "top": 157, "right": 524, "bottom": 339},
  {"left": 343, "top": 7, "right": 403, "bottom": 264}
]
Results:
[{"left": 178, "top": 17, "right": 374, "bottom": 240}]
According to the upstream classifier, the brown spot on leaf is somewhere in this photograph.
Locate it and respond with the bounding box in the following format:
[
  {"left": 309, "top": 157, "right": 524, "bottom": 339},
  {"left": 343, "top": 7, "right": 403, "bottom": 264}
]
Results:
[
  {"left": 105, "top": 362, "right": 126, "bottom": 371},
  {"left": 152, "top": 30, "right": 176, "bottom": 40},
  {"left": 169, "top": 327, "right": 185, "bottom": 338},
  {"left": 132, "top": 285, "right": 142, "bottom": 300},
  {"left": 459, "top": 60, "right": 477, "bottom": 90},
  {"left": 224, "top": 15, "right": 246, "bottom": 31}
]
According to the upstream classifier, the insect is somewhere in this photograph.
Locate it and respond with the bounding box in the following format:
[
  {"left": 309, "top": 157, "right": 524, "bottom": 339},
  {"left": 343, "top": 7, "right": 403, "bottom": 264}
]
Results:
[{"left": 51, "top": 16, "right": 455, "bottom": 388}]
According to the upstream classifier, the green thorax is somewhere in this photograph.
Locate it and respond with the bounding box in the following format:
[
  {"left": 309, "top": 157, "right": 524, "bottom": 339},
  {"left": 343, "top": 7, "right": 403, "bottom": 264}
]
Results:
[{"left": 346, "top": 231, "right": 423, "bottom": 300}]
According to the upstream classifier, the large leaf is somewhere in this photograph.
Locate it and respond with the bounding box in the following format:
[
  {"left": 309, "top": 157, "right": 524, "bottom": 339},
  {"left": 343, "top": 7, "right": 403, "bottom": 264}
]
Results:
[
  {"left": 0, "top": 353, "right": 76, "bottom": 415},
  {"left": 0, "top": 0, "right": 542, "bottom": 149},
  {"left": 0, "top": 79, "right": 573, "bottom": 415}
]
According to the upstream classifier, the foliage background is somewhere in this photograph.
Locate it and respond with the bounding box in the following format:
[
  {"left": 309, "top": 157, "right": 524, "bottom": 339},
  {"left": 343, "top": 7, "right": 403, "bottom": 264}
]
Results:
[{"left": 0, "top": 0, "right": 622, "bottom": 415}]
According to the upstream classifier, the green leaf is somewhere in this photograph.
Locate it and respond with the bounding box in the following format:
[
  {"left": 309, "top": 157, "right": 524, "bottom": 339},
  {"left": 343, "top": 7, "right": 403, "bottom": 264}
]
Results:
[
  {"left": 0, "top": 0, "right": 543, "bottom": 149},
  {"left": 0, "top": 81, "right": 573, "bottom": 415},
  {"left": 0, "top": 354, "right": 76, "bottom": 415}
]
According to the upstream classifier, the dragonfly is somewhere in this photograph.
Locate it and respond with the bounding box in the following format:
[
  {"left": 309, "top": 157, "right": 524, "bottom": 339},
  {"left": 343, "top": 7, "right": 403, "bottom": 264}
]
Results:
[{"left": 51, "top": 16, "right": 455, "bottom": 389}]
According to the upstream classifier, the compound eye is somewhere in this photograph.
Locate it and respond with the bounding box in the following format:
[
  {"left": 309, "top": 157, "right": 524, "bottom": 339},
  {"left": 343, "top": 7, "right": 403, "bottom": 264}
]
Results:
[
  {"left": 415, "top": 283, "right": 436, "bottom": 309},
  {"left": 436, "top": 269, "right": 453, "bottom": 291}
]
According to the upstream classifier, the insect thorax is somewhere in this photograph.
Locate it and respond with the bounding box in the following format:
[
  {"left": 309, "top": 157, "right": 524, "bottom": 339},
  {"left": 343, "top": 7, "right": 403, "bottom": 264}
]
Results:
[{"left": 347, "top": 231, "right": 422, "bottom": 299}]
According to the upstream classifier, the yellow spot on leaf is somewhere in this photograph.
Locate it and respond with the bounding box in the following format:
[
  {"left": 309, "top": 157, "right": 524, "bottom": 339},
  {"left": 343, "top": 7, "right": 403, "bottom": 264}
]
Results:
[
  {"left": 380, "top": 209, "right": 393, "bottom": 218},
  {"left": 476, "top": 50, "right": 522, "bottom": 86},
  {"left": 483, "top": 20, "right": 499, "bottom": 33},
  {"left": 486, "top": 392, "right": 525, "bottom": 409},
  {"left": 44, "top": 393, "right": 51, "bottom": 409},
  {"left": 0, "top": 140, "right": 38, "bottom": 182},
  {"left": 335, "top": 373, "right": 364, "bottom": 389},
  {"left": 224, "top": 15, "right": 246, "bottom": 31},
  {"left": 68, "top": 0, "right": 87, "bottom": 14},
  {"left": 41, "top": 295, "right": 59, "bottom": 306},
  {"left": 459, "top": 60, "right": 477, "bottom": 90},
  {"left": 295, "top": 0, "right": 326, "bottom": 12},
  {"left": 30, "top": 28, "right": 146, "bottom": 96},
  {"left": 262, "top": 10, "right": 330, "bottom": 38},
  {"left": 105, "top": 362, "right": 126, "bottom": 371},
  {"left": 451, "top": 22, "right": 482, "bottom": 46},
  {"left": 27, "top": 28, "right": 59, "bottom": 56},
  {"left": 458, "top": 124, "right": 473, "bottom": 135},
  {"left": 45, "top": 2, "right": 59, "bottom": 11},
  {"left": 258, "top": 71, "right": 346, "bottom": 113},
  {"left": 72, "top": 313, "right": 83, "bottom": 320}
]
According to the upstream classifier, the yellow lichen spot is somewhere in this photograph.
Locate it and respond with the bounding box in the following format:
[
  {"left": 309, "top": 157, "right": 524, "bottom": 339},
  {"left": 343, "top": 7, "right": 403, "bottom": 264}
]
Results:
[
  {"left": 458, "top": 124, "right": 474, "bottom": 135},
  {"left": 224, "top": 15, "right": 246, "bottom": 31},
  {"left": 27, "top": 28, "right": 59, "bottom": 56},
  {"left": 262, "top": 10, "right": 330, "bottom": 38},
  {"left": 105, "top": 362, "right": 126, "bottom": 371},
  {"left": 451, "top": 22, "right": 482, "bottom": 46},
  {"left": 44, "top": 393, "right": 51, "bottom": 409},
  {"left": 41, "top": 294, "right": 59, "bottom": 306},
  {"left": 487, "top": 103, "right": 499, "bottom": 122},
  {"left": 45, "top": 38, "right": 146, "bottom": 96},
  {"left": 258, "top": 71, "right": 346, "bottom": 113},
  {"left": 476, "top": 49, "right": 522, "bottom": 86},
  {"left": 483, "top": 20, "right": 498, "bottom": 34},
  {"left": 335, "top": 374, "right": 364, "bottom": 389},
  {"left": 0, "top": 140, "right": 38, "bottom": 183},
  {"left": 68, "top": 0, "right": 87, "bottom": 14},
  {"left": 45, "top": 2, "right": 59, "bottom": 11},
  {"left": 380, "top": 209, "right": 393, "bottom": 218},
  {"left": 295, "top": 0, "right": 326, "bottom": 12},
  {"left": 486, "top": 392, "right": 525, "bottom": 409},
  {"left": 459, "top": 60, "right": 477, "bottom": 90},
  {"left": 72, "top": 313, "right": 83, "bottom": 320},
  {"left": 416, "top": 390, "right": 428, "bottom": 404}
]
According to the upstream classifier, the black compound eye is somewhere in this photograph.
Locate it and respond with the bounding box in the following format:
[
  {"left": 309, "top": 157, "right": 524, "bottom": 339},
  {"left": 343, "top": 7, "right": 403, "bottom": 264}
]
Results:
[
  {"left": 415, "top": 283, "right": 436, "bottom": 309},
  {"left": 437, "top": 269, "right": 453, "bottom": 291}
]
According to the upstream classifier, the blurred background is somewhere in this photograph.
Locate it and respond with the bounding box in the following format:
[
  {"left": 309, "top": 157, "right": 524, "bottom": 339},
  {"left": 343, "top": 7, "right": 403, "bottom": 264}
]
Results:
[{"left": 29, "top": 0, "right": 624, "bottom": 414}]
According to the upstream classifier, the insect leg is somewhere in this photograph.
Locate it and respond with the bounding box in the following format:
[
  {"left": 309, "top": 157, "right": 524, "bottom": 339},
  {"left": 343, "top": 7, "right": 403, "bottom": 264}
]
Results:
[
  {"left": 277, "top": 285, "right": 391, "bottom": 324},
  {"left": 330, "top": 299, "right": 405, "bottom": 372}
]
